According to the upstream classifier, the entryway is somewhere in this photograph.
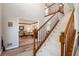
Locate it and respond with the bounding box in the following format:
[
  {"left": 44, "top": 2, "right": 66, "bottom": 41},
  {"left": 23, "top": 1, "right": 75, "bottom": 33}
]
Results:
[{"left": 1, "top": 17, "right": 38, "bottom": 56}]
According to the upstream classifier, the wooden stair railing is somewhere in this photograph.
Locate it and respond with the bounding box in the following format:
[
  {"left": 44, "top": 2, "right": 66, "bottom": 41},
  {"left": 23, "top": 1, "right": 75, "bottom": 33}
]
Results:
[
  {"left": 45, "top": 3, "right": 64, "bottom": 9},
  {"left": 45, "top": 3, "right": 56, "bottom": 8},
  {"left": 45, "top": 3, "right": 64, "bottom": 17},
  {"left": 33, "top": 12, "right": 60, "bottom": 56},
  {"left": 59, "top": 10, "right": 76, "bottom": 56}
]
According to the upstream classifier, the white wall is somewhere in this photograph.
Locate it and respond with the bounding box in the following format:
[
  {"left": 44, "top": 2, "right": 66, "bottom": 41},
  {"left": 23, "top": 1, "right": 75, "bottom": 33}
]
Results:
[
  {"left": 0, "top": 4, "right": 1, "bottom": 50},
  {"left": 72, "top": 3, "right": 79, "bottom": 55},
  {"left": 2, "top": 3, "right": 45, "bottom": 50},
  {"left": 19, "top": 24, "right": 34, "bottom": 32}
]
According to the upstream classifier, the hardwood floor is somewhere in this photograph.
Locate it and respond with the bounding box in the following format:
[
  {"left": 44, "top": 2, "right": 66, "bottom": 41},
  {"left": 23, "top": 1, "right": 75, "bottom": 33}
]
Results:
[
  {"left": 19, "top": 36, "right": 34, "bottom": 47},
  {"left": 1, "top": 45, "right": 33, "bottom": 56},
  {"left": 1, "top": 36, "right": 34, "bottom": 56}
]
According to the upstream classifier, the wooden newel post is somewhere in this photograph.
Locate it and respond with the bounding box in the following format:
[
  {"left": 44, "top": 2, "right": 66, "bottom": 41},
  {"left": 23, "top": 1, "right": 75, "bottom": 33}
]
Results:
[
  {"left": 33, "top": 29, "right": 36, "bottom": 56},
  {"left": 33, "top": 29, "right": 38, "bottom": 56},
  {"left": 60, "top": 32, "right": 65, "bottom": 56}
]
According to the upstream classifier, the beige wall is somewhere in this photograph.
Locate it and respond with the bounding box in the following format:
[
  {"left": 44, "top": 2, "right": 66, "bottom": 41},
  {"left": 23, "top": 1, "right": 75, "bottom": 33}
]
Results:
[
  {"left": 2, "top": 3, "right": 45, "bottom": 49},
  {"left": 0, "top": 4, "right": 1, "bottom": 49},
  {"left": 72, "top": 3, "right": 79, "bottom": 55}
]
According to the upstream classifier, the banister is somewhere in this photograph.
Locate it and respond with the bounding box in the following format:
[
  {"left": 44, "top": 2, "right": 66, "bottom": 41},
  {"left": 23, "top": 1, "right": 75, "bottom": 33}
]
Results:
[
  {"left": 64, "top": 10, "right": 74, "bottom": 34},
  {"left": 45, "top": 3, "right": 64, "bottom": 9},
  {"left": 35, "top": 20, "right": 59, "bottom": 54},
  {"left": 38, "top": 11, "right": 59, "bottom": 31},
  {"left": 38, "top": 14, "right": 55, "bottom": 31},
  {"left": 45, "top": 3, "right": 55, "bottom": 9},
  {"left": 45, "top": 3, "right": 64, "bottom": 17},
  {"left": 33, "top": 11, "right": 60, "bottom": 56},
  {"left": 59, "top": 10, "right": 75, "bottom": 56}
]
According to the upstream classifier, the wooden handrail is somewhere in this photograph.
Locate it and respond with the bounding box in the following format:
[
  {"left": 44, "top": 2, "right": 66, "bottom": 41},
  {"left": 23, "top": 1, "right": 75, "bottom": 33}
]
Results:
[
  {"left": 44, "top": 10, "right": 61, "bottom": 17},
  {"left": 33, "top": 6, "right": 64, "bottom": 55},
  {"left": 45, "top": 3, "right": 64, "bottom": 17},
  {"left": 38, "top": 14, "right": 55, "bottom": 31},
  {"left": 45, "top": 3, "right": 56, "bottom": 9},
  {"left": 59, "top": 10, "right": 76, "bottom": 56},
  {"left": 38, "top": 11, "right": 59, "bottom": 31},
  {"left": 35, "top": 20, "right": 59, "bottom": 54},
  {"left": 64, "top": 10, "right": 74, "bottom": 34},
  {"left": 45, "top": 3, "right": 64, "bottom": 9},
  {"left": 33, "top": 11, "right": 60, "bottom": 56}
]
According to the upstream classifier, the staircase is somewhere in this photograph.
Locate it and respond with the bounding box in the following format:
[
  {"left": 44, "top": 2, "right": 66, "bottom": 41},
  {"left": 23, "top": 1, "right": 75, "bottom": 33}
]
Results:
[
  {"left": 33, "top": 5, "right": 76, "bottom": 56},
  {"left": 36, "top": 12, "right": 67, "bottom": 56},
  {"left": 33, "top": 12, "right": 64, "bottom": 56},
  {"left": 59, "top": 10, "right": 76, "bottom": 56}
]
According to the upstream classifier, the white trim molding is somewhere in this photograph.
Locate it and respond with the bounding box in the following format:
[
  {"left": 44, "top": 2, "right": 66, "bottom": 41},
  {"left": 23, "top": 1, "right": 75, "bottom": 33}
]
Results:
[{"left": 5, "top": 45, "right": 19, "bottom": 50}]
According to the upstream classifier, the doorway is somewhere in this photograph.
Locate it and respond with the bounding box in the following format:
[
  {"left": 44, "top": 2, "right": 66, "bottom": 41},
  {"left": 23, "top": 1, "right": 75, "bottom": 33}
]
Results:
[
  {"left": 1, "top": 18, "right": 38, "bottom": 56},
  {"left": 18, "top": 18, "right": 38, "bottom": 55}
]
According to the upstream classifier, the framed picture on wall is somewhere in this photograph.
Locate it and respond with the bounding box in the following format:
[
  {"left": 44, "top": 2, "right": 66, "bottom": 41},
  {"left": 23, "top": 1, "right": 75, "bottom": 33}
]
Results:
[
  {"left": 19, "top": 26, "right": 24, "bottom": 30},
  {"left": 8, "top": 22, "right": 13, "bottom": 27}
]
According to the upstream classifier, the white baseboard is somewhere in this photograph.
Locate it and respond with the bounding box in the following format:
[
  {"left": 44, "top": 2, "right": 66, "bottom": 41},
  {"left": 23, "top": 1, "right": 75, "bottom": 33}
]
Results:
[
  {"left": 5, "top": 45, "right": 19, "bottom": 50},
  {"left": 0, "top": 46, "right": 19, "bottom": 55},
  {"left": 0, "top": 49, "right": 2, "bottom": 55}
]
